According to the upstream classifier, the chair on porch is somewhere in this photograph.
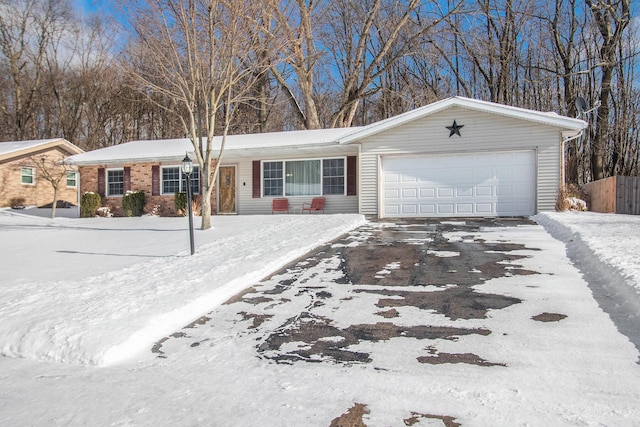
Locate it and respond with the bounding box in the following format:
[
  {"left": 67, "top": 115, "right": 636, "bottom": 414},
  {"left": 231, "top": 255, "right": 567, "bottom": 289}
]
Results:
[
  {"left": 302, "top": 197, "right": 325, "bottom": 214},
  {"left": 272, "top": 198, "right": 290, "bottom": 214}
]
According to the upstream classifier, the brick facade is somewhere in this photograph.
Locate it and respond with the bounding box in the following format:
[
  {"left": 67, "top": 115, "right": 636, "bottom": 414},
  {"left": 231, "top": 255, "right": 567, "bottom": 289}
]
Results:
[
  {"left": 79, "top": 162, "right": 216, "bottom": 217},
  {"left": 0, "top": 147, "right": 79, "bottom": 208}
]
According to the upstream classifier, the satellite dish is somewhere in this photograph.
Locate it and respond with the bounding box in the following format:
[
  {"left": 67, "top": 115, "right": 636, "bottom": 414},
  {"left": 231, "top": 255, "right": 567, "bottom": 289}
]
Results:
[{"left": 575, "top": 96, "right": 588, "bottom": 115}]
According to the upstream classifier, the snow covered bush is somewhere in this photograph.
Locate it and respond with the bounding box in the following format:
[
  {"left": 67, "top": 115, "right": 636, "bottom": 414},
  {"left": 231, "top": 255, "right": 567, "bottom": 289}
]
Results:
[
  {"left": 122, "top": 190, "right": 146, "bottom": 217},
  {"left": 556, "top": 185, "right": 588, "bottom": 212},
  {"left": 96, "top": 206, "right": 113, "bottom": 217},
  {"left": 567, "top": 197, "right": 587, "bottom": 211},
  {"left": 80, "top": 192, "right": 102, "bottom": 217},
  {"left": 174, "top": 192, "right": 200, "bottom": 216}
]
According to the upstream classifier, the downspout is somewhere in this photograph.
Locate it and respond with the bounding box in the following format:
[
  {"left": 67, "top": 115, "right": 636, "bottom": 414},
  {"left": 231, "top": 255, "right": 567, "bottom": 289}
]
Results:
[
  {"left": 76, "top": 170, "right": 81, "bottom": 218},
  {"left": 561, "top": 130, "right": 584, "bottom": 186}
]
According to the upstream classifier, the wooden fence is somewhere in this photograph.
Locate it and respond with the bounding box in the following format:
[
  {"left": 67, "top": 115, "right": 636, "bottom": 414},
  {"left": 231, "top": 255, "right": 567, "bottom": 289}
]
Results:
[{"left": 584, "top": 176, "right": 640, "bottom": 215}]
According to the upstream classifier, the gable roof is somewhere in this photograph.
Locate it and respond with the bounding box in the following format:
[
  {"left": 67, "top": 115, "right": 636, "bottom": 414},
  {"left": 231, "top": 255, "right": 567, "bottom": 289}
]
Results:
[
  {"left": 0, "top": 138, "right": 84, "bottom": 162},
  {"left": 66, "top": 97, "right": 587, "bottom": 166},
  {"left": 67, "top": 128, "right": 362, "bottom": 165},
  {"left": 336, "top": 96, "right": 588, "bottom": 144}
]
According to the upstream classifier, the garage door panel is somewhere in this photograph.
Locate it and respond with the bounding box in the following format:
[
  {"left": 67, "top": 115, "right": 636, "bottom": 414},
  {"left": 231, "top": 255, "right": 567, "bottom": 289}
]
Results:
[
  {"left": 456, "top": 203, "right": 474, "bottom": 214},
  {"left": 457, "top": 186, "right": 473, "bottom": 197},
  {"left": 384, "top": 172, "right": 400, "bottom": 183},
  {"left": 401, "top": 188, "right": 417, "bottom": 198},
  {"left": 438, "top": 187, "right": 454, "bottom": 197},
  {"left": 385, "top": 189, "right": 400, "bottom": 199},
  {"left": 420, "top": 188, "right": 436, "bottom": 198},
  {"left": 476, "top": 203, "right": 493, "bottom": 213},
  {"left": 475, "top": 186, "right": 493, "bottom": 197},
  {"left": 438, "top": 204, "right": 455, "bottom": 214},
  {"left": 382, "top": 151, "right": 535, "bottom": 217},
  {"left": 419, "top": 204, "right": 436, "bottom": 214}
]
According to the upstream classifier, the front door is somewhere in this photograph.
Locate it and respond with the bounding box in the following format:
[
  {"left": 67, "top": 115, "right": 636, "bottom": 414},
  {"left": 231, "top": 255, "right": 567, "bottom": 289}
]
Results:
[{"left": 218, "top": 165, "right": 236, "bottom": 214}]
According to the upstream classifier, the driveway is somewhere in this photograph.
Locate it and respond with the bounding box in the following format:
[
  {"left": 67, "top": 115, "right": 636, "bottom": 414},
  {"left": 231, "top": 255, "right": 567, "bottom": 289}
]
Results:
[{"left": 148, "top": 217, "right": 640, "bottom": 426}]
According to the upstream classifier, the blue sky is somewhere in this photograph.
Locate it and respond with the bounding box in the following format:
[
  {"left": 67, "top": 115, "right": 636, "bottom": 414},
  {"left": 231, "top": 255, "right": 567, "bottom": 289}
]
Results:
[{"left": 73, "top": 0, "right": 117, "bottom": 17}]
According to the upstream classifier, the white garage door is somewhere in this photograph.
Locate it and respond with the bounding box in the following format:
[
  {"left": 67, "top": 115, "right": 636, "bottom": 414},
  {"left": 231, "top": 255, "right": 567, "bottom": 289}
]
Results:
[{"left": 382, "top": 151, "right": 536, "bottom": 217}]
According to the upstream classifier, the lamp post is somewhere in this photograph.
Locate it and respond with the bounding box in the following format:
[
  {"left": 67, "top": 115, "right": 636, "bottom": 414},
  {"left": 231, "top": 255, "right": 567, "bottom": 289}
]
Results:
[{"left": 181, "top": 153, "right": 195, "bottom": 255}]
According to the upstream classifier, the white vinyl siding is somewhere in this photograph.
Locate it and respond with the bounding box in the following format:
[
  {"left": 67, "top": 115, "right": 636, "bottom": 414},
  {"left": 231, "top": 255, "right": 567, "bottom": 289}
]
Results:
[
  {"left": 231, "top": 152, "right": 358, "bottom": 215},
  {"left": 359, "top": 106, "right": 563, "bottom": 217}
]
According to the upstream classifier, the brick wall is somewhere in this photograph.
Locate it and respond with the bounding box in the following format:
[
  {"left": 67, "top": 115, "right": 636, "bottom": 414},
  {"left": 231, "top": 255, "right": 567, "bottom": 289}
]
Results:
[
  {"left": 0, "top": 148, "right": 79, "bottom": 208},
  {"left": 78, "top": 162, "right": 216, "bottom": 217}
]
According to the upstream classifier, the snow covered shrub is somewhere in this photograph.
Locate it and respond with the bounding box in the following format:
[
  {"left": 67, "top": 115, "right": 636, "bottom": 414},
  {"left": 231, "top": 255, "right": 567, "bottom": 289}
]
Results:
[
  {"left": 556, "top": 185, "right": 588, "bottom": 212},
  {"left": 80, "top": 192, "right": 102, "bottom": 217},
  {"left": 191, "top": 195, "right": 201, "bottom": 216},
  {"left": 174, "top": 192, "right": 201, "bottom": 216},
  {"left": 144, "top": 204, "right": 161, "bottom": 217},
  {"left": 567, "top": 197, "right": 587, "bottom": 211},
  {"left": 122, "top": 190, "right": 146, "bottom": 217},
  {"left": 96, "top": 206, "right": 113, "bottom": 217}
]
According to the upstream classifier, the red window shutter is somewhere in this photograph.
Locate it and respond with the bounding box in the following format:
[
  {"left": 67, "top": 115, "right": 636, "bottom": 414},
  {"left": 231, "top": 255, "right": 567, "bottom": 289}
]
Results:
[
  {"left": 97, "top": 168, "right": 105, "bottom": 197},
  {"left": 123, "top": 167, "right": 131, "bottom": 193},
  {"left": 252, "top": 160, "right": 261, "bottom": 198},
  {"left": 152, "top": 165, "right": 160, "bottom": 196},
  {"left": 346, "top": 156, "right": 357, "bottom": 196}
]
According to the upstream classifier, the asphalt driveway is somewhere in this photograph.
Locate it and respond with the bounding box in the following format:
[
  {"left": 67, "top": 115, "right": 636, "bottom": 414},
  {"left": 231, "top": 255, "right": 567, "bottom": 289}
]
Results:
[{"left": 151, "top": 217, "right": 631, "bottom": 425}]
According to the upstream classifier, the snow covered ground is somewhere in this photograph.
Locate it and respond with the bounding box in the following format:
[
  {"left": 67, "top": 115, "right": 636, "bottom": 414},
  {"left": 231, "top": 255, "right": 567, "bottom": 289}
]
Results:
[{"left": 0, "top": 208, "right": 639, "bottom": 426}]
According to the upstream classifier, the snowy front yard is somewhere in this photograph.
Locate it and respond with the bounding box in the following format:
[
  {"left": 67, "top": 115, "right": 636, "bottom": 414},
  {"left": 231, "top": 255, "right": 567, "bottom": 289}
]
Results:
[{"left": 0, "top": 209, "right": 639, "bottom": 426}]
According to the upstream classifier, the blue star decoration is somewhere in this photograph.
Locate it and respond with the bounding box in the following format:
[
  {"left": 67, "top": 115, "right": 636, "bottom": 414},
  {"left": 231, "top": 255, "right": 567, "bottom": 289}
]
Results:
[{"left": 446, "top": 120, "right": 464, "bottom": 137}]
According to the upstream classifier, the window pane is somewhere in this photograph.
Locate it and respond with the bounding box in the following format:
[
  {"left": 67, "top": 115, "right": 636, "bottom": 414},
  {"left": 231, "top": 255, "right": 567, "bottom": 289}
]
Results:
[
  {"left": 285, "top": 160, "right": 321, "bottom": 196},
  {"left": 263, "top": 161, "right": 283, "bottom": 196},
  {"left": 162, "top": 167, "right": 181, "bottom": 194},
  {"left": 66, "top": 171, "right": 76, "bottom": 187},
  {"left": 322, "top": 159, "right": 345, "bottom": 195},
  {"left": 21, "top": 168, "right": 34, "bottom": 184},
  {"left": 181, "top": 166, "right": 200, "bottom": 195},
  {"left": 107, "top": 169, "right": 124, "bottom": 196}
]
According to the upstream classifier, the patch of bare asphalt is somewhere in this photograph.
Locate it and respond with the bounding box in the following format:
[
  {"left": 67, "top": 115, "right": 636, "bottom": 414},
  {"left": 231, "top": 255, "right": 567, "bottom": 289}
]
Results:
[
  {"left": 330, "top": 403, "right": 369, "bottom": 427},
  {"left": 358, "top": 287, "right": 521, "bottom": 321},
  {"left": 256, "top": 312, "right": 491, "bottom": 364},
  {"left": 152, "top": 218, "right": 542, "bottom": 369},
  {"left": 418, "top": 345, "right": 505, "bottom": 367},
  {"left": 329, "top": 404, "right": 462, "bottom": 427},
  {"left": 532, "top": 312, "right": 567, "bottom": 322}
]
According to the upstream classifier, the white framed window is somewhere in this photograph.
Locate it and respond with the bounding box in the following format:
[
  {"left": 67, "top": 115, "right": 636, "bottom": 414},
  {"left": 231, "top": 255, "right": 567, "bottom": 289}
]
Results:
[
  {"left": 262, "top": 158, "right": 345, "bottom": 197},
  {"left": 66, "top": 171, "right": 77, "bottom": 188},
  {"left": 161, "top": 166, "right": 200, "bottom": 195},
  {"left": 106, "top": 168, "right": 124, "bottom": 196},
  {"left": 21, "top": 167, "right": 35, "bottom": 185}
]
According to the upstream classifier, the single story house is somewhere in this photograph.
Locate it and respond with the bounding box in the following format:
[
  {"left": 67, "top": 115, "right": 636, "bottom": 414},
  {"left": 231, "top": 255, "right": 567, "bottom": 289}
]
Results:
[
  {"left": 66, "top": 97, "right": 587, "bottom": 218},
  {"left": 0, "top": 138, "right": 84, "bottom": 208}
]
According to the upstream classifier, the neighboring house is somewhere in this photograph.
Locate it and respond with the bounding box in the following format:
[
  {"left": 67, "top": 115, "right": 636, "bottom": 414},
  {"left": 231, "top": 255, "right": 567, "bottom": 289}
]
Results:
[
  {"left": 0, "top": 138, "right": 84, "bottom": 208},
  {"left": 66, "top": 97, "right": 587, "bottom": 218}
]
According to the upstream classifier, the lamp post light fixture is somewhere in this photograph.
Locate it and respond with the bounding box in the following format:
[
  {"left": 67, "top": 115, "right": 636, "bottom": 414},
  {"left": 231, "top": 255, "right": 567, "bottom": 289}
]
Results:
[{"left": 181, "top": 152, "right": 195, "bottom": 255}]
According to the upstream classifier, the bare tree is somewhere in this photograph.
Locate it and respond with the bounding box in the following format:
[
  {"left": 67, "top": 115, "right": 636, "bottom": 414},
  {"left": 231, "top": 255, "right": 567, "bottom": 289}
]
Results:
[
  {"left": 28, "top": 154, "right": 73, "bottom": 219},
  {"left": 123, "top": 0, "right": 273, "bottom": 229},
  {"left": 268, "top": 0, "right": 324, "bottom": 129},
  {"left": 585, "top": 0, "right": 630, "bottom": 181},
  {"left": 0, "top": 0, "right": 72, "bottom": 140}
]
